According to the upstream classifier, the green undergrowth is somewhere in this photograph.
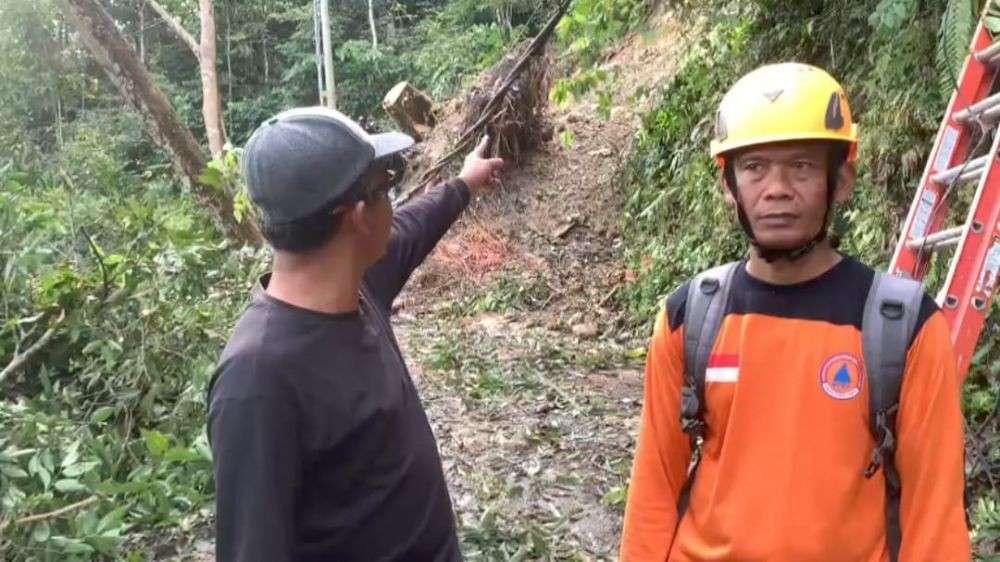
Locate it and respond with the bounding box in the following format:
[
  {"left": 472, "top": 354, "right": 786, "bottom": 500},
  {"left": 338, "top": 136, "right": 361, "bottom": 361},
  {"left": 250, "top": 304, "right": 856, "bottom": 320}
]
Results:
[
  {"left": 550, "top": 0, "right": 652, "bottom": 114},
  {"left": 0, "top": 112, "right": 268, "bottom": 559}
]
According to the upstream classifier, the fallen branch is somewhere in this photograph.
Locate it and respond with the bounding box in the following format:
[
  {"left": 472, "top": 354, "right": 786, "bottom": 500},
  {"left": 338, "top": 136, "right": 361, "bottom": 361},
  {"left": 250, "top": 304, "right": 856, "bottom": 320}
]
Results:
[
  {"left": 0, "top": 496, "right": 100, "bottom": 532},
  {"left": 0, "top": 310, "right": 67, "bottom": 385},
  {"left": 403, "top": 0, "right": 570, "bottom": 201},
  {"left": 598, "top": 284, "right": 620, "bottom": 308}
]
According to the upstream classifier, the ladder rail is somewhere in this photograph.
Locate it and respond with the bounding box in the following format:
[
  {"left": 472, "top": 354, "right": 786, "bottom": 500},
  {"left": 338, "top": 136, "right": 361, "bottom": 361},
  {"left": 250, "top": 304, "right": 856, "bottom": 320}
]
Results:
[
  {"left": 937, "top": 143, "right": 1000, "bottom": 375},
  {"left": 889, "top": 21, "right": 995, "bottom": 280}
]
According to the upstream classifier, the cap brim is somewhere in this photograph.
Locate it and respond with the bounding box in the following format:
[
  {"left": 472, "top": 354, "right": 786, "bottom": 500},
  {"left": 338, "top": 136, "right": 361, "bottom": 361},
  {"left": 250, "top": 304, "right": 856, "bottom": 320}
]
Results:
[{"left": 371, "top": 132, "right": 415, "bottom": 160}]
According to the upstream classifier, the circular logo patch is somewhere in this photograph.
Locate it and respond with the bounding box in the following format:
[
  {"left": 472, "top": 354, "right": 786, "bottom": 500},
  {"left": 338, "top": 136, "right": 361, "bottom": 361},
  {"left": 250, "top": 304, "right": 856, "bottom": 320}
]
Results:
[{"left": 819, "top": 354, "right": 864, "bottom": 400}]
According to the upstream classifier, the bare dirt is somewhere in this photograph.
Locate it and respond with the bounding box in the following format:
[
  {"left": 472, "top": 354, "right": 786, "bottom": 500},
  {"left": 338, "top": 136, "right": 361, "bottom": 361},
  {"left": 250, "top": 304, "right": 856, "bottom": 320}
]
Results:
[
  {"left": 403, "top": 9, "right": 688, "bottom": 329},
  {"left": 393, "top": 11, "right": 690, "bottom": 560}
]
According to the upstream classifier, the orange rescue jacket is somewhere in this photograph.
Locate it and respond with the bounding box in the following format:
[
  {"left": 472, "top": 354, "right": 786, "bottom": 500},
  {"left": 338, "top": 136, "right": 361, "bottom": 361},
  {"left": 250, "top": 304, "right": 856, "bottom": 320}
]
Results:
[{"left": 620, "top": 257, "right": 971, "bottom": 561}]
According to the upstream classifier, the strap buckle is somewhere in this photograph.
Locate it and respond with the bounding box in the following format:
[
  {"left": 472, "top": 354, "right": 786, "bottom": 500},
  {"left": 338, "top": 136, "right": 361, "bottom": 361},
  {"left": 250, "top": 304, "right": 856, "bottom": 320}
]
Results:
[
  {"left": 680, "top": 385, "right": 706, "bottom": 438},
  {"left": 864, "top": 408, "right": 897, "bottom": 478},
  {"left": 879, "top": 299, "right": 905, "bottom": 320}
]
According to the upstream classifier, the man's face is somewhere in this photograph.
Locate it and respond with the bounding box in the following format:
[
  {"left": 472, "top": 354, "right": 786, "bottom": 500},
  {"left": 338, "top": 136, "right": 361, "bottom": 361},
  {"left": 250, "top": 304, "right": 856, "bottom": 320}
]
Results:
[
  {"left": 358, "top": 166, "right": 395, "bottom": 265},
  {"left": 725, "top": 141, "right": 849, "bottom": 251}
]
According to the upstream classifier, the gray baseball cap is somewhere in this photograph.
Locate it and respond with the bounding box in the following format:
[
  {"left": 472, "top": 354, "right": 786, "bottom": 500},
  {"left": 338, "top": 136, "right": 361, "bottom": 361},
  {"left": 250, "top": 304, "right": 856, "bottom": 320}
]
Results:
[{"left": 242, "top": 106, "right": 414, "bottom": 223}]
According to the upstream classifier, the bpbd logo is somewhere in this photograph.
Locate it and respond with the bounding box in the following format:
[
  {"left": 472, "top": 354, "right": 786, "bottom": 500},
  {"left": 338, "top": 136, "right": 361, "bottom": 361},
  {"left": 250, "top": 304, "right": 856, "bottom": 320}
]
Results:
[{"left": 819, "top": 353, "right": 864, "bottom": 400}]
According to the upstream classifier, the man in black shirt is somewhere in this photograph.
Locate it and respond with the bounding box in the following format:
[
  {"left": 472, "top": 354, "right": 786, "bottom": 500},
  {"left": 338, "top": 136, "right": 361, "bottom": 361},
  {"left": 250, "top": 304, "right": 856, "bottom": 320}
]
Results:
[{"left": 208, "top": 106, "right": 504, "bottom": 561}]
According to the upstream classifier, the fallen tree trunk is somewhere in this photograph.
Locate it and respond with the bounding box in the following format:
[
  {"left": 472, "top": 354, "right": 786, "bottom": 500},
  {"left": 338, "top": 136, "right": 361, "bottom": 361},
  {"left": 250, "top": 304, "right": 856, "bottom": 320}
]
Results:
[
  {"left": 401, "top": 0, "right": 569, "bottom": 201},
  {"left": 383, "top": 82, "right": 436, "bottom": 141},
  {"left": 460, "top": 49, "right": 549, "bottom": 163}
]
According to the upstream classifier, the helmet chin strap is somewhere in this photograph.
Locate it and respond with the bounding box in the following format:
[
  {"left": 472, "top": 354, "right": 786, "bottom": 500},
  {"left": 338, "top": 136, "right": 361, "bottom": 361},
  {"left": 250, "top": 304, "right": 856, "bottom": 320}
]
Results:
[{"left": 724, "top": 148, "right": 845, "bottom": 264}]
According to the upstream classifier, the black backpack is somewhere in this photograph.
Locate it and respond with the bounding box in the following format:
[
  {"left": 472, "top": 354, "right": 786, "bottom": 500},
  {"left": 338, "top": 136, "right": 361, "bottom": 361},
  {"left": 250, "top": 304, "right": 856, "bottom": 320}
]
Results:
[{"left": 677, "top": 262, "right": 925, "bottom": 562}]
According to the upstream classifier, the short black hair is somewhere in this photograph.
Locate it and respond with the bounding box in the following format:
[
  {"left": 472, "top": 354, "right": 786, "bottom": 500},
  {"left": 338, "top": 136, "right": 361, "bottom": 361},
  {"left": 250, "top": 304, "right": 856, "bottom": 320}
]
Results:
[
  {"left": 259, "top": 197, "right": 346, "bottom": 253},
  {"left": 258, "top": 172, "right": 388, "bottom": 253}
]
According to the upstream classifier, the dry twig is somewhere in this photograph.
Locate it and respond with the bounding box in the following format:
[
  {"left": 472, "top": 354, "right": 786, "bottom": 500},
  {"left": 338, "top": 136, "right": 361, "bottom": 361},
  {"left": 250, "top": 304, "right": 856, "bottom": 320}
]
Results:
[
  {"left": 0, "top": 496, "right": 99, "bottom": 533},
  {"left": 0, "top": 310, "right": 67, "bottom": 384}
]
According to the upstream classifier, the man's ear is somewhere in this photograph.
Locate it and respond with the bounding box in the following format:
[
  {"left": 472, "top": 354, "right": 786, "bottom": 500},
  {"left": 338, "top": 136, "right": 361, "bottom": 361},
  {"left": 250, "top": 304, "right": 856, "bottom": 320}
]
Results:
[
  {"left": 833, "top": 161, "right": 856, "bottom": 205},
  {"left": 343, "top": 201, "right": 371, "bottom": 236}
]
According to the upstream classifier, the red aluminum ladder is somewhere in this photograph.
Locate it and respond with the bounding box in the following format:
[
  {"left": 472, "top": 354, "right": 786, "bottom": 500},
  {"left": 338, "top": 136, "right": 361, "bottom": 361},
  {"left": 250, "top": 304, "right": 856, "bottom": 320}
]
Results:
[{"left": 889, "top": 9, "right": 1000, "bottom": 379}]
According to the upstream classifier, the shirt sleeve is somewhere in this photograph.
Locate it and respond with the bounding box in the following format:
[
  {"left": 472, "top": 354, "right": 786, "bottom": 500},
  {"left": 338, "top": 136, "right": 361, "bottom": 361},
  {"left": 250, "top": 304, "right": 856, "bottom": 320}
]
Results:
[
  {"left": 364, "top": 179, "right": 471, "bottom": 310},
  {"left": 620, "top": 306, "right": 693, "bottom": 561},
  {"left": 894, "top": 311, "right": 971, "bottom": 561},
  {"left": 210, "top": 393, "right": 301, "bottom": 562}
]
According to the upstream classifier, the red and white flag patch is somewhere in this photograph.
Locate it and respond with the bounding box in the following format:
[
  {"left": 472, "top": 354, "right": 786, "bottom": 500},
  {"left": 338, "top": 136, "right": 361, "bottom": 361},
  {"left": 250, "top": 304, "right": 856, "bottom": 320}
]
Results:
[{"left": 705, "top": 353, "right": 739, "bottom": 383}]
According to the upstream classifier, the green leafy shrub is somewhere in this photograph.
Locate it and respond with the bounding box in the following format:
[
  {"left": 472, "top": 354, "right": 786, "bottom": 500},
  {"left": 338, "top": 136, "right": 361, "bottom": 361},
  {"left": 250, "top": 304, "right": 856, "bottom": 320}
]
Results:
[
  {"left": 0, "top": 112, "right": 268, "bottom": 558},
  {"left": 556, "top": 0, "right": 651, "bottom": 66},
  {"left": 550, "top": 0, "right": 651, "bottom": 113},
  {"left": 404, "top": 19, "right": 515, "bottom": 101}
]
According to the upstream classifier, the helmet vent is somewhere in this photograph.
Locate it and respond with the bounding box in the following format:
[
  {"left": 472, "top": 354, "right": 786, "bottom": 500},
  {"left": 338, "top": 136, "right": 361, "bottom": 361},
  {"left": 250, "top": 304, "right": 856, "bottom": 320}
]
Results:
[
  {"left": 714, "top": 110, "right": 728, "bottom": 141},
  {"left": 825, "top": 92, "right": 844, "bottom": 130}
]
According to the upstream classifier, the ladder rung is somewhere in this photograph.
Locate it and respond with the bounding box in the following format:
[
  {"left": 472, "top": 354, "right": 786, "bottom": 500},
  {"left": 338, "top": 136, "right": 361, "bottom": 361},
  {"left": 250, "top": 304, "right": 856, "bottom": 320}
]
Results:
[
  {"left": 907, "top": 226, "right": 965, "bottom": 250},
  {"left": 955, "top": 92, "right": 1000, "bottom": 122},
  {"left": 963, "top": 102, "right": 1000, "bottom": 125},
  {"left": 956, "top": 167, "right": 985, "bottom": 185},
  {"left": 931, "top": 155, "right": 988, "bottom": 185},
  {"left": 974, "top": 41, "right": 1000, "bottom": 63}
]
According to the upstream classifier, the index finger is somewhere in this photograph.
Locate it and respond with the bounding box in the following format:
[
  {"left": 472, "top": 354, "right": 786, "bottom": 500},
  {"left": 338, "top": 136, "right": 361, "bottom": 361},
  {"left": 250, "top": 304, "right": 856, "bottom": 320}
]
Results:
[{"left": 474, "top": 135, "right": 490, "bottom": 156}]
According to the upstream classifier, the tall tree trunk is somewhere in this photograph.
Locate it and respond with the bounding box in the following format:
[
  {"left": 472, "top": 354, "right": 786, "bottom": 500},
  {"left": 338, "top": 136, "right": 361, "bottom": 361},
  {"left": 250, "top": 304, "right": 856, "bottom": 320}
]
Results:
[
  {"left": 368, "top": 0, "right": 378, "bottom": 49},
  {"left": 145, "top": 0, "right": 199, "bottom": 59},
  {"left": 312, "top": 0, "right": 324, "bottom": 105},
  {"left": 320, "top": 0, "right": 336, "bottom": 108},
  {"left": 56, "top": 0, "right": 260, "bottom": 245},
  {"left": 198, "top": 0, "right": 225, "bottom": 157},
  {"left": 138, "top": 1, "right": 145, "bottom": 63},
  {"left": 143, "top": 0, "right": 227, "bottom": 155},
  {"left": 54, "top": 88, "right": 64, "bottom": 150},
  {"left": 225, "top": 2, "right": 233, "bottom": 101},
  {"left": 262, "top": 35, "right": 269, "bottom": 83}
]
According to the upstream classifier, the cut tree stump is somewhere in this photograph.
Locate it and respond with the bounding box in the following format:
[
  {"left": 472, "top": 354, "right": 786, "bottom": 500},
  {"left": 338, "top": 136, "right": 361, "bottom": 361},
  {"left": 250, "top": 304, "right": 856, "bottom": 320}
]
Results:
[{"left": 383, "top": 81, "right": 436, "bottom": 141}]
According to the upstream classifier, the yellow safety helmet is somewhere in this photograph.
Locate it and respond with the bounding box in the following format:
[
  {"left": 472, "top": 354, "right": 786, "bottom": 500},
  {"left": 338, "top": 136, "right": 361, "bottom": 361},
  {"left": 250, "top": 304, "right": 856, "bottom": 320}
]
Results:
[{"left": 710, "top": 62, "right": 859, "bottom": 161}]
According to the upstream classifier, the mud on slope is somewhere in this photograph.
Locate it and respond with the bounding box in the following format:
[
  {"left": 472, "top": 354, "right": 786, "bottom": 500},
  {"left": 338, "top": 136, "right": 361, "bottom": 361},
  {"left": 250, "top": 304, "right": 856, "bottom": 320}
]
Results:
[{"left": 396, "top": 10, "right": 691, "bottom": 559}]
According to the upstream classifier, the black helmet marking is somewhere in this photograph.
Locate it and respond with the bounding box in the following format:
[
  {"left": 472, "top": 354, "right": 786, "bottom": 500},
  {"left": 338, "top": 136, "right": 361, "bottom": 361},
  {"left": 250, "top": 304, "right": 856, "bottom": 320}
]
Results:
[{"left": 825, "top": 92, "right": 844, "bottom": 130}]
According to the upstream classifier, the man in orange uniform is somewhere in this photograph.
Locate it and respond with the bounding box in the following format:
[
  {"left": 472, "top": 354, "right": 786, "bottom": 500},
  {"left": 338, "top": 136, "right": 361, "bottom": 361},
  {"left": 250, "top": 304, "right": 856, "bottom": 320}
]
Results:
[{"left": 620, "top": 63, "right": 971, "bottom": 561}]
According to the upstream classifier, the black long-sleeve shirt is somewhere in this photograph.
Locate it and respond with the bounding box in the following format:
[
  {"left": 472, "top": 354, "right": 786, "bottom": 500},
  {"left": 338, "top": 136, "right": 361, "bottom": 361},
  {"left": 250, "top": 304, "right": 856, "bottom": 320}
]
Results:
[{"left": 208, "top": 181, "right": 470, "bottom": 562}]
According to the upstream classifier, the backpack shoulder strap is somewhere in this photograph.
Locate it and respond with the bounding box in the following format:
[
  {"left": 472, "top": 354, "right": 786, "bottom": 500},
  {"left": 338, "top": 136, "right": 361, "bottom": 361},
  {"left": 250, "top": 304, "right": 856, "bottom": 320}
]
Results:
[
  {"left": 861, "top": 271, "right": 925, "bottom": 562},
  {"left": 861, "top": 271, "right": 924, "bottom": 454},
  {"left": 681, "top": 261, "right": 740, "bottom": 430},
  {"left": 676, "top": 261, "right": 738, "bottom": 518}
]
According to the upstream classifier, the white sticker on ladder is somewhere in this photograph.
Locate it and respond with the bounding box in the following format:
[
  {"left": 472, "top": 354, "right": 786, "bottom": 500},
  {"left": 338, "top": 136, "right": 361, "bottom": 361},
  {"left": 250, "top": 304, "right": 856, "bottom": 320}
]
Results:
[
  {"left": 910, "top": 191, "right": 937, "bottom": 241},
  {"left": 933, "top": 125, "right": 961, "bottom": 173},
  {"left": 977, "top": 238, "right": 1000, "bottom": 294}
]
